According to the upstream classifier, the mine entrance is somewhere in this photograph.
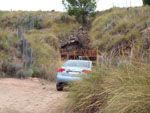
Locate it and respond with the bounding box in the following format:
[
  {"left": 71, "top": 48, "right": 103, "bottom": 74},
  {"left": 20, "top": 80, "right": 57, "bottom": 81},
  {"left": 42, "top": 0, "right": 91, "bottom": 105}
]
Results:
[
  {"left": 59, "top": 26, "right": 101, "bottom": 62},
  {"left": 60, "top": 49, "right": 100, "bottom": 62}
]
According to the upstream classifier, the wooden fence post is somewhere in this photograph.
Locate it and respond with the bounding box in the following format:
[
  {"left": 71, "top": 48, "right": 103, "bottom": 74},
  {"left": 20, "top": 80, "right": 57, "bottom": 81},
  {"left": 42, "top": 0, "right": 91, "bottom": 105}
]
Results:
[{"left": 97, "top": 48, "right": 100, "bottom": 65}]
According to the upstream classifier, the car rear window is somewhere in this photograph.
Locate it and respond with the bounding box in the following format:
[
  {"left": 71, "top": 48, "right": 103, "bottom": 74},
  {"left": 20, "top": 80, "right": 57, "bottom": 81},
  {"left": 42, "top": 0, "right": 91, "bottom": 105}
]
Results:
[{"left": 63, "top": 61, "right": 90, "bottom": 68}]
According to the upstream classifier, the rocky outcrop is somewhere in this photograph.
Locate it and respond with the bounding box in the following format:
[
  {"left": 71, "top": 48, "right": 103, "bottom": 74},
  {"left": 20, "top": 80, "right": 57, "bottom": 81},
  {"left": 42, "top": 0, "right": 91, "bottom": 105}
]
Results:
[{"left": 60, "top": 26, "right": 90, "bottom": 52}]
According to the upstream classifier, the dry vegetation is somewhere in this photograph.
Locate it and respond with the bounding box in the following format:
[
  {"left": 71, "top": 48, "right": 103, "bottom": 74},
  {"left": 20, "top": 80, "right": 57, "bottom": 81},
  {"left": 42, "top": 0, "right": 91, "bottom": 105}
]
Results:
[
  {"left": 90, "top": 6, "right": 150, "bottom": 58},
  {"left": 0, "top": 11, "right": 79, "bottom": 80},
  {"left": 67, "top": 61, "right": 150, "bottom": 113},
  {"left": 0, "top": 30, "right": 18, "bottom": 76},
  {"left": 0, "top": 30, "right": 18, "bottom": 61},
  {"left": 66, "top": 6, "right": 150, "bottom": 113},
  {"left": 1, "top": 6, "right": 150, "bottom": 113}
]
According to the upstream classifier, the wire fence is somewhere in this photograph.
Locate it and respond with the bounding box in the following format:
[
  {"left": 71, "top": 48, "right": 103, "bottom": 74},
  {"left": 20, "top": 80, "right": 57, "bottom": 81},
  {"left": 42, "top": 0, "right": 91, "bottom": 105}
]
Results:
[{"left": 18, "top": 26, "right": 34, "bottom": 68}]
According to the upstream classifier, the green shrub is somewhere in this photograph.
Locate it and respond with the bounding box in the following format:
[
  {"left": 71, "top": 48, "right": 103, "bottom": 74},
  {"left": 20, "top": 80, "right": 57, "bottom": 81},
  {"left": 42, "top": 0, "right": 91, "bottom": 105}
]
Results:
[
  {"left": 34, "top": 18, "right": 43, "bottom": 29},
  {"left": 0, "top": 30, "right": 18, "bottom": 51},
  {"left": 32, "top": 66, "right": 41, "bottom": 77},
  {"left": 16, "top": 50, "right": 22, "bottom": 58},
  {"left": 16, "top": 69, "right": 25, "bottom": 78},
  {"left": 1, "top": 61, "right": 34, "bottom": 78},
  {"left": 6, "top": 62, "right": 23, "bottom": 77},
  {"left": 16, "top": 68, "right": 33, "bottom": 78},
  {"left": 23, "top": 68, "right": 33, "bottom": 77}
]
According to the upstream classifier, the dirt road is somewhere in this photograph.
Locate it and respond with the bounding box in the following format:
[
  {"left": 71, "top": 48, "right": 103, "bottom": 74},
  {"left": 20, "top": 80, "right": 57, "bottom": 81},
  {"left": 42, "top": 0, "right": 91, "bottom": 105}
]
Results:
[{"left": 0, "top": 78, "right": 67, "bottom": 113}]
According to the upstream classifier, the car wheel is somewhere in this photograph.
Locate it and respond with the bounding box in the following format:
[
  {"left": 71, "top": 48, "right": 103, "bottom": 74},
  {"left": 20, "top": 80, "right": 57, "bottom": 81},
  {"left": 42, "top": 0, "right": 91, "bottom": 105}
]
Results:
[{"left": 56, "top": 83, "right": 63, "bottom": 91}]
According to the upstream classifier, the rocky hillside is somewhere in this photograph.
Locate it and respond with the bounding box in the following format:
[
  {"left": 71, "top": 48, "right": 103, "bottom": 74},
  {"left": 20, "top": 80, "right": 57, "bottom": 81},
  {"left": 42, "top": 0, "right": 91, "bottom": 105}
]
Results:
[
  {"left": 90, "top": 6, "right": 150, "bottom": 60},
  {"left": 61, "top": 26, "right": 90, "bottom": 52}
]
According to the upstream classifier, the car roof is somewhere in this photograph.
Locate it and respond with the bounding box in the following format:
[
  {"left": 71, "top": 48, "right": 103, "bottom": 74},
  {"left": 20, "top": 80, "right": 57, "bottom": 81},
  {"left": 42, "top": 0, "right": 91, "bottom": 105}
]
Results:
[{"left": 67, "top": 60, "right": 92, "bottom": 62}]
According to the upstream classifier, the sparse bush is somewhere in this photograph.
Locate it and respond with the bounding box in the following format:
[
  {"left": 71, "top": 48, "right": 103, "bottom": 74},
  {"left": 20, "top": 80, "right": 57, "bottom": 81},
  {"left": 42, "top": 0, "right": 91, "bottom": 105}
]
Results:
[
  {"left": 34, "top": 18, "right": 43, "bottom": 29},
  {"left": 43, "top": 20, "right": 53, "bottom": 28},
  {"left": 6, "top": 62, "right": 23, "bottom": 77},
  {"left": 54, "top": 14, "right": 75, "bottom": 24},
  {"left": 32, "top": 66, "right": 41, "bottom": 77},
  {"left": 0, "top": 30, "right": 18, "bottom": 52},
  {"left": 43, "top": 34, "right": 59, "bottom": 49},
  {"left": 23, "top": 68, "right": 33, "bottom": 77},
  {"left": 60, "top": 15, "right": 69, "bottom": 23},
  {"left": 16, "top": 50, "right": 22, "bottom": 58},
  {"left": 16, "top": 68, "right": 33, "bottom": 78},
  {"left": 16, "top": 69, "right": 25, "bottom": 78},
  {"left": 38, "top": 63, "right": 59, "bottom": 81},
  {"left": 60, "top": 15, "right": 74, "bottom": 23},
  {"left": 1, "top": 60, "right": 34, "bottom": 78}
]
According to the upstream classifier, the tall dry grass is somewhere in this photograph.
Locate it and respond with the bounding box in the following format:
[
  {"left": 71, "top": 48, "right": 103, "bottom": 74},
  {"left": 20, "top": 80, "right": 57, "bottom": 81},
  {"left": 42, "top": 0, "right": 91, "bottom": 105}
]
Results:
[{"left": 67, "top": 61, "right": 150, "bottom": 113}]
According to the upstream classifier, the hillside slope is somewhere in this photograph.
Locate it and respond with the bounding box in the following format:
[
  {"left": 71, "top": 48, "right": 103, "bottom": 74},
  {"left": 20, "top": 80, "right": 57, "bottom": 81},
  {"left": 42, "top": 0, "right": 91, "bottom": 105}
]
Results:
[
  {"left": 90, "top": 6, "right": 150, "bottom": 59},
  {"left": 0, "top": 11, "right": 79, "bottom": 80},
  {"left": 1, "top": 7, "right": 150, "bottom": 79}
]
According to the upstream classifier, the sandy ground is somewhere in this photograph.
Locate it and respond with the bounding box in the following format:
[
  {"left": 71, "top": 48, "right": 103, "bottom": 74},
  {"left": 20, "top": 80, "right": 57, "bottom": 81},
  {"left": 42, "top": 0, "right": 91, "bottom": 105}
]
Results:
[{"left": 0, "top": 78, "right": 67, "bottom": 113}]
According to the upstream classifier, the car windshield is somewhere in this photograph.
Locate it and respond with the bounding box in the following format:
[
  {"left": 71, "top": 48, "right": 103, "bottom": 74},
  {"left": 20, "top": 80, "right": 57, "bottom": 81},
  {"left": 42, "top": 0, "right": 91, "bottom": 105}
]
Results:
[{"left": 63, "top": 61, "right": 90, "bottom": 68}]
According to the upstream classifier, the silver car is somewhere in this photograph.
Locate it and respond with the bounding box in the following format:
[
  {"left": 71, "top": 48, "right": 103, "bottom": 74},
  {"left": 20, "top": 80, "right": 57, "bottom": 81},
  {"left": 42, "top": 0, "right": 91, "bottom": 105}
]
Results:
[{"left": 56, "top": 60, "right": 92, "bottom": 91}]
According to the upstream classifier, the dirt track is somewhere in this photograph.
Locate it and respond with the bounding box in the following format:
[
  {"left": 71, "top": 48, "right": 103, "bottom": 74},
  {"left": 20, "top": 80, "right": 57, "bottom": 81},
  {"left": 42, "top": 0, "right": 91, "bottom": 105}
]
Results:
[{"left": 0, "top": 78, "right": 67, "bottom": 113}]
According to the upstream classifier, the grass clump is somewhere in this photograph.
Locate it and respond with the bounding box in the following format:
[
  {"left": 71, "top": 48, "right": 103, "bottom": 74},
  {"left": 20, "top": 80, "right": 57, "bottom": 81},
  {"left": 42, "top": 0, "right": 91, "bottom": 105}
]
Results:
[
  {"left": 67, "top": 67, "right": 108, "bottom": 113},
  {"left": 103, "top": 62, "right": 150, "bottom": 113},
  {"left": 67, "top": 61, "right": 150, "bottom": 113}
]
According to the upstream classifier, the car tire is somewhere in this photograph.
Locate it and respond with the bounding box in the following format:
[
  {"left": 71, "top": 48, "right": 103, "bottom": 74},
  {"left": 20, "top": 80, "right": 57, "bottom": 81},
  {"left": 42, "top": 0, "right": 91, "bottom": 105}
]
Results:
[{"left": 56, "top": 83, "right": 63, "bottom": 91}]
